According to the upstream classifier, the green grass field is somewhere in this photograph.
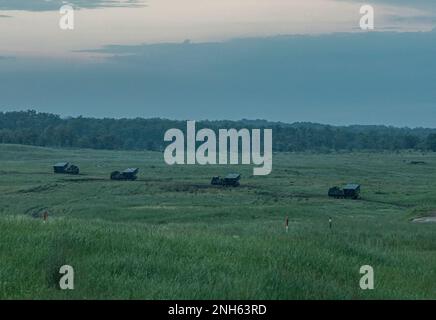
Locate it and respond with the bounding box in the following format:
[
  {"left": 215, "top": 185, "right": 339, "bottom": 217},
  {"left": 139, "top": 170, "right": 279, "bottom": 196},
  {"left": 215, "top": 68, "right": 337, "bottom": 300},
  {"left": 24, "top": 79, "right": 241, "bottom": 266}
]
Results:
[{"left": 0, "top": 144, "right": 435, "bottom": 299}]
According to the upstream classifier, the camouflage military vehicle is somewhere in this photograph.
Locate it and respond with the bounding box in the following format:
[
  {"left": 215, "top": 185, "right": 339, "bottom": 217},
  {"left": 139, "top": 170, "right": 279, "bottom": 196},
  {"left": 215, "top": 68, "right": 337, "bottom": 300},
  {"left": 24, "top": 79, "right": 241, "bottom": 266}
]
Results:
[
  {"left": 211, "top": 173, "right": 241, "bottom": 187},
  {"left": 328, "top": 186, "right": 344, "bottom": 199},
  {"left": 53, "top": 162, "right": 79, "bottom": 175},
  {"left": 110, "top": 168, "right": 139, "bottom": 181},
  {"left": 328, "top": 184, "right": 360, "bottom": 199},
  {"left": 343, "top": 184, "right": 361, "bottom": 199},
  {"left": 211, "top": 176, "right": 222, "bottom": 185}
]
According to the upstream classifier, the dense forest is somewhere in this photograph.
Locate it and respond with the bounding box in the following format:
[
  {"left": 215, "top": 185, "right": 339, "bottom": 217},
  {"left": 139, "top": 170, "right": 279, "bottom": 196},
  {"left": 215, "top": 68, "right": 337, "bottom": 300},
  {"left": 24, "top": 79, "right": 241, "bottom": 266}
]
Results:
[{"left": 1, "top": 110, "right": 436, "bottom": 152}]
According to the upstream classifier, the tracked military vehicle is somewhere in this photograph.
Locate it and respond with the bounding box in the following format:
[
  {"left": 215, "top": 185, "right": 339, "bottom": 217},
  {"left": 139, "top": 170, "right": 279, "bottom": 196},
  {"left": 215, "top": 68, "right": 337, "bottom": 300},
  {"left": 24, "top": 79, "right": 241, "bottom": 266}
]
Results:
[
  {"left": 328, "top": 184, "right": 360, "bottom": 199},
  {"left": 110, "top": 168, "right": 139, "bottom": 181},
  {"left": 328, "top": 186, "right": 344, "bottom": 198},
  {"left": 211, "top": 173, "right": 241, "bottom": 187},
  {"left": 53, "top": 162, "right": 79, "bottom": 175}
]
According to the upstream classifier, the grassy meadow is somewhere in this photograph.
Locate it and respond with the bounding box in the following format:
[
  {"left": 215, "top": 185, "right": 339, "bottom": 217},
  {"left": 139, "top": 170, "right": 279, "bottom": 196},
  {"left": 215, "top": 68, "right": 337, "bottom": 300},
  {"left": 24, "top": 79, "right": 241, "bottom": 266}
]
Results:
[{"left": 0, "top": 143, "right": 435, "bottom": 299}]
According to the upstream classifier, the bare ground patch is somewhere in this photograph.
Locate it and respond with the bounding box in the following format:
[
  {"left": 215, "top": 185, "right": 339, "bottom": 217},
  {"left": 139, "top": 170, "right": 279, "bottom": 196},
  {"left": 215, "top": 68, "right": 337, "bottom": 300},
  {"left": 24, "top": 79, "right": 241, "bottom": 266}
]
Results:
[
  {"left": 17, "top": 183, "right": 59, "bottom": 193},
  {"left": 412, "top": 212, "right": 436, "bottom": 223}
]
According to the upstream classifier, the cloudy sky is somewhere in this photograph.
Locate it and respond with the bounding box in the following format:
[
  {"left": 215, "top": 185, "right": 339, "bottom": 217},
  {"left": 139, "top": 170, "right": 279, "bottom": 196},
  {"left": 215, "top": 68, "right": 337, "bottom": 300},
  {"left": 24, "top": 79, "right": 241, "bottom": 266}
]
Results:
[{"left": 0, "top": 0, "right": 436, "bottom": 127}]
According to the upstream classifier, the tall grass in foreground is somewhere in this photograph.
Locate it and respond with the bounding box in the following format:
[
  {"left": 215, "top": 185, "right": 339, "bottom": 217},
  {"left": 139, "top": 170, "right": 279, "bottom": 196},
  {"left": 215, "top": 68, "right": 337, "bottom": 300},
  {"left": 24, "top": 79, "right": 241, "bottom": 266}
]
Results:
[{"left": 0, "top": 144, "right": 435, "bottom": 299}]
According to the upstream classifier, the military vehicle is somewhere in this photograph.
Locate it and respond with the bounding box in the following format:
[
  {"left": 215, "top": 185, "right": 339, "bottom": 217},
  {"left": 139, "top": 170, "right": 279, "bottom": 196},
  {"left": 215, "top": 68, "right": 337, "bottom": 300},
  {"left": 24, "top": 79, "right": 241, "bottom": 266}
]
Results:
[
  {"left": 328, "top": 184, "right": 360, "bottom": 199},
  {"left": 211, "top": 176, "right": 222, "bottom": 185},
  {"left": 211, "top": 173, "right": 241, "bottom": 187},
  {"left": 53, "top": 162, "right": 79, "bottom": 175},
  {"left": 110, "top": 168, "right": 139, "bottom": 181},
  {"left": 343, "top": 184, "right": 361, "bottom": 199},
  {"left": 328, "top": 186, "right": 344, "bottom": 199}
]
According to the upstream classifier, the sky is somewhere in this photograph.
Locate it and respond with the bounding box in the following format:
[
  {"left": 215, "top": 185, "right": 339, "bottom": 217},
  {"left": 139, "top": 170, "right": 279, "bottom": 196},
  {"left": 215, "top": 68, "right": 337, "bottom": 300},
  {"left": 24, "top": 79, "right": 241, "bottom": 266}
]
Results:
[{"left": 0, "top": 0, "right": 436, "bottom": 127}]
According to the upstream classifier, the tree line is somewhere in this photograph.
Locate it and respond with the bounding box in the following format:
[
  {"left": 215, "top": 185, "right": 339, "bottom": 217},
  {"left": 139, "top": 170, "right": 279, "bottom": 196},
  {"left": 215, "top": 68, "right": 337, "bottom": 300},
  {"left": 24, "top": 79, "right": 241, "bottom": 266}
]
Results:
[{"left": 1, "top": 110, "right": 436, "bottom": 152}]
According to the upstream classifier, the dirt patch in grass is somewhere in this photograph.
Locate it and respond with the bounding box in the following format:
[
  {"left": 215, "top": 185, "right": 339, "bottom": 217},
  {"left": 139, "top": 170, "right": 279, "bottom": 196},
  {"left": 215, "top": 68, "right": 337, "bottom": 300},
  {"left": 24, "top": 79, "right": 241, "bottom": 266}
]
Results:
[
  {"left": 130, "top": 205, "right": 191, "bottom": 210},
  {"left": 60, "top": 177, "right": 106, "bottom": 183},
  {"left": 412, "top": 212, "right": 436, "bottom": 223},
  {"left": 17, "top": 183, "right": 59, "bottom": 193},
  {"left": 156, "top": 182, "right": 256, "bottom": 193},
  {"left": 159, "top": 183, "right": 211, "bottom": 192},
  {"left": 409, "top": 161, "right": 427, "bottom": 165}
]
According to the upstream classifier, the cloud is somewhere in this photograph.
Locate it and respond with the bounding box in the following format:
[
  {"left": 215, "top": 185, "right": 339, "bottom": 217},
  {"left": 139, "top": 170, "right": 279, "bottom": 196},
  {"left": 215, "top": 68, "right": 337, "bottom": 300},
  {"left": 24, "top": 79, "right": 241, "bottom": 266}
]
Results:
[
  {"left": 0, "top": 0, "right": 145, "bottom": 11},
  {"left": 386, "top": 14, "right": 436, "bottom": 25},
  {"left": 1, "top": 30, "right": 436, "bottom": 127},
  {"left": 339, "top": 0, "right": 436, "bottom": 10}
]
